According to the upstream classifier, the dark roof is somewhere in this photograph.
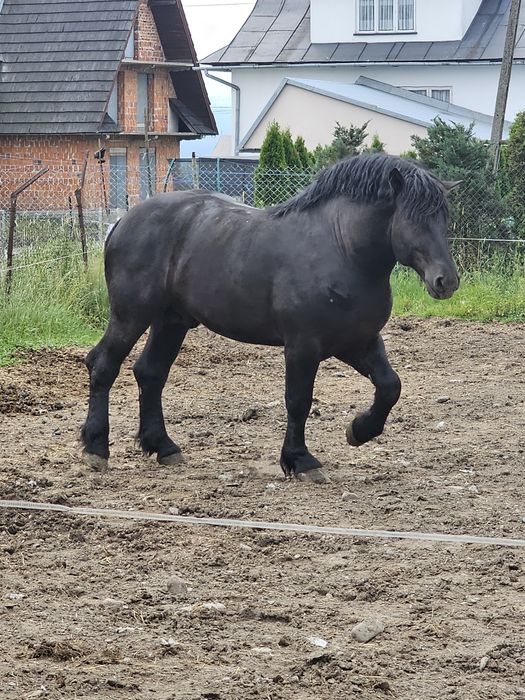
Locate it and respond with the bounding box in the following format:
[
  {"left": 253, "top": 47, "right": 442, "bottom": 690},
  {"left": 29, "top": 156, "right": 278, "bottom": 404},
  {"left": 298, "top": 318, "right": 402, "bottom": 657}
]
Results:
[
  {"left": 0, "top": 0, "right": 216, "bottom": 136},
  {"left": 204, "top": 0, "right": 525, "bottom": 65}
]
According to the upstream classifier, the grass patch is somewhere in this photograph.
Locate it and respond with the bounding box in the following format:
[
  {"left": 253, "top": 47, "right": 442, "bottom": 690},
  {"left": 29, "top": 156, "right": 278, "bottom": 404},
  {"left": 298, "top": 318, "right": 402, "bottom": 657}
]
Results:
[
  {"left": 0, "top": 239, "right": 108, "bottom": 366},
  {"left": 392, "top": 263, "right": 525, "bottom": 323}
]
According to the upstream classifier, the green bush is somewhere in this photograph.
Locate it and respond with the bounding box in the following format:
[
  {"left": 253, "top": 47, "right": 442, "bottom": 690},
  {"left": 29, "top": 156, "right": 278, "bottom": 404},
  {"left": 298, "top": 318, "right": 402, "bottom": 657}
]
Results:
[
  {"left": 500, "top": 111, "right": 525, "bottom": 237},
  {"left": 313, "top": 121, "right": 369, "bottom": 170},
  {"left": 411, "top": 118, "right": 510, "bottom": 242}
]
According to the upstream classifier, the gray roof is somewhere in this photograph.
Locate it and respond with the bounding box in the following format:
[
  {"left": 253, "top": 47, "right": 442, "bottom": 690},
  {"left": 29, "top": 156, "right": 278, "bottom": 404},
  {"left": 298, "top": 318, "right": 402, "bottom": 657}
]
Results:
[
  {"left": 205, "top": 0, "right": 525, "bottom": 65},
  {"left": 240, "top": 76, "right": 510, "bottom": 149},
  {"left": 0, "top": 0, "right": 216, "bottom": 136}
]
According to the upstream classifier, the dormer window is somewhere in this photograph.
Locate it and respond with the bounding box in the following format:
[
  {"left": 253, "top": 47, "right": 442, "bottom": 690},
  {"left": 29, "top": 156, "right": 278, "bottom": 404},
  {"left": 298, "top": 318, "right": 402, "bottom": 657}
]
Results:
[{"left": 358, "top": 0, "right": 415, "bottom": 33}]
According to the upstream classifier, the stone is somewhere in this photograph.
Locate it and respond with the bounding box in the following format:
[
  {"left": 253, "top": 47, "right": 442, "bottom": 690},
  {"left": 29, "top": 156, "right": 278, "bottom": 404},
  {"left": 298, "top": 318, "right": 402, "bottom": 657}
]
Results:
[
  {"left": 351, "top": 618, "right": 385, "bottom": 643},
  {"left": 101, "top": 597, "right": 124, "bottom": 609},
  {"left": 307, "top": 636, "right": 328, "bottom": 648},
  {"left": 436, "top": 396, "right": 450, "bottom": 404},
  {"left": 242, "top": 408, "right": 258, "bottom": 422},
  {"left": 479, "top": 656, "right": 490, "bottom": 671},
  {"left": 167, "top": 575, "right": 188, "bottom": 599},
  {"left": 342, "top": 491, "right": 359, "bottom": 502}
]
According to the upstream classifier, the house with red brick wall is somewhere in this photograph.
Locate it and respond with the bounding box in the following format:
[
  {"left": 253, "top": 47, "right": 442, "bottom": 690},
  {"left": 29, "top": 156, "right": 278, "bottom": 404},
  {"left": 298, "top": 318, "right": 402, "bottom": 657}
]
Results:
[{"left": 0, "top": 0, "right": 217, "bottom": 210}]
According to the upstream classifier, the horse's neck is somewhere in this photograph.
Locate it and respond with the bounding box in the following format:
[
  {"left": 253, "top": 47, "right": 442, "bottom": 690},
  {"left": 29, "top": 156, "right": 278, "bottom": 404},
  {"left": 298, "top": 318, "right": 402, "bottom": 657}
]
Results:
[{"left": 331, "top": 202, "right": 396, "bottom": 277}]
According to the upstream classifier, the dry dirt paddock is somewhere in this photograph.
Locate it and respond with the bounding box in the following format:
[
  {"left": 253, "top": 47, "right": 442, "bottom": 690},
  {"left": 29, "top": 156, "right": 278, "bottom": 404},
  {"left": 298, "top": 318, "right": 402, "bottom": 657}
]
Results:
[{"left": 1, "top": 318, "right": 525, "bottom": 700}]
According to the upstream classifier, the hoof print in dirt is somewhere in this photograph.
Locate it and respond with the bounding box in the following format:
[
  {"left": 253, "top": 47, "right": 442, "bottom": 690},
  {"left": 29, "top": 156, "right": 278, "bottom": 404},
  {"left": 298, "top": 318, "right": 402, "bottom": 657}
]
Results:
[
  {"left": 157, "top": 451, "right": 185, "bottom": 466},
  {"left": 296, "top": 469, "right": 331, "bottom": 484},
  {"left": 82, "top": 451, "right": 108, "bottom": 473}
]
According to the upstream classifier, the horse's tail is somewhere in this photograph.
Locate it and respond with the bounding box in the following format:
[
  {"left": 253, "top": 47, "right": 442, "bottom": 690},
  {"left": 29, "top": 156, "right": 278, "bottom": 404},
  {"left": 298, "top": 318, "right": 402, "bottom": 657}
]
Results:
[{"left": 105, "top": 218, "right": 120, "bottom": 249}]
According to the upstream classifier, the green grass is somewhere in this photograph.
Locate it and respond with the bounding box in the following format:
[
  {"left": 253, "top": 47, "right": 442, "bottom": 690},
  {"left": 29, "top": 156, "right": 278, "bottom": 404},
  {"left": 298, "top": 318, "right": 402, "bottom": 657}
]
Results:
[
  {"left": 2, "top": 242, "right": 525, "bottom": 366},
  {"left": 392, "top": 264, "right": 525, "bottom": 323},
  {"left": 0, "top": 240, "right": 108, "bottom": 366}
]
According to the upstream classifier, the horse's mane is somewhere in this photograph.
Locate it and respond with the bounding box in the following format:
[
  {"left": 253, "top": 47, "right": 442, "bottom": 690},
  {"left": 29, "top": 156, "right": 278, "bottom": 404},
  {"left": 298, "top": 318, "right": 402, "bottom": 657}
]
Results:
[{"left": 271, "top": 153, "right": 448, "bottom": 223}]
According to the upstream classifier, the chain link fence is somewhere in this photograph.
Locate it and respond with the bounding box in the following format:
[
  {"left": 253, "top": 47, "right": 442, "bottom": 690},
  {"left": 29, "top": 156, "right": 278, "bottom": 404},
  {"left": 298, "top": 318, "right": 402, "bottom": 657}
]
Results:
[{"left": 2, "top": 155, "right": 525, "bottom": 292}]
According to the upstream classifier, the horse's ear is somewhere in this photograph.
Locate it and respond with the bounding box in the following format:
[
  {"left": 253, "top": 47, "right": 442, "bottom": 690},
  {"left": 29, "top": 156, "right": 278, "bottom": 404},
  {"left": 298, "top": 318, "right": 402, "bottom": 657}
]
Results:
[
  {"left": 389, "top": 167, "right": 404, "bottom": 199},
  {"left": 442, "top": 180, "right": 463, "bottom": 193}
]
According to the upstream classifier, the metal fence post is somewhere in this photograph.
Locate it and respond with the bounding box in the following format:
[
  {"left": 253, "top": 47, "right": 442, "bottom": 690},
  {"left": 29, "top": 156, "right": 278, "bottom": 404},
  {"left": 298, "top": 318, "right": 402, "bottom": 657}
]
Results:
[
  {"left": 5, "top": 167, "right": 49, "bottom": 295},
  {"left": 75, "top": 152, "right": 89, "bottom": 268}
]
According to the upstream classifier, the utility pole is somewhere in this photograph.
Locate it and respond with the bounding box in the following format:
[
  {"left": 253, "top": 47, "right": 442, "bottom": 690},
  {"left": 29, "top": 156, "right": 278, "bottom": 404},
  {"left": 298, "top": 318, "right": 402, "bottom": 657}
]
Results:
[{"left": 491, "top": 0, "right": 522, "bottom": 173}]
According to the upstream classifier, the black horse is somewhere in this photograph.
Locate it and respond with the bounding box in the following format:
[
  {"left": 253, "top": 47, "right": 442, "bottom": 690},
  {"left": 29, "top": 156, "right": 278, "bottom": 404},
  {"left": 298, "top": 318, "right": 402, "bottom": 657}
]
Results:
[{"left": 81, "top": 154, "right": 459, "bottom": 483}]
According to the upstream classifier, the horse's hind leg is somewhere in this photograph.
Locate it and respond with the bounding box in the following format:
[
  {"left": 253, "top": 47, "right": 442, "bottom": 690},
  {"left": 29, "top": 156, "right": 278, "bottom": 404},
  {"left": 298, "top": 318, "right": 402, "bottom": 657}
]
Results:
[
  {"left": 337, "top": 335, "right": 401, "bottom": 447},
  {"left": 133, "top": 316, "right": 188, "bottom": 465},
  {"left": 81, "top": 315, "right": 148, "bottom": 470},
  {"left": 280, "top": 341, "right": 329, "bottom": 484}
]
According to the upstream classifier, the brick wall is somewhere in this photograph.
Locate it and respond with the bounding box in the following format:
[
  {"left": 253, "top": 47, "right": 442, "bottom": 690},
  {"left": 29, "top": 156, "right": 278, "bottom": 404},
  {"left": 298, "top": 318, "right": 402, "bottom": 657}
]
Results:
[
  {"left": 136, "top": 0, "right": 165, "bottom": 62},
  {"left": 0, "top": 135, "right": 180, "bottom": 211}
]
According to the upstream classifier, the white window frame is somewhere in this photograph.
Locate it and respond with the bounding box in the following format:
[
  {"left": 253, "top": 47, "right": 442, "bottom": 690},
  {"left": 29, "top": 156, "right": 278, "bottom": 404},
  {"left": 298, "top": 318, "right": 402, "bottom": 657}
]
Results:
[
  {"left": 404, "top": 86, "right": 452, "bottom": 102},
  {"left": 356, "top": 0, "right": 415, "bottom": 34}
]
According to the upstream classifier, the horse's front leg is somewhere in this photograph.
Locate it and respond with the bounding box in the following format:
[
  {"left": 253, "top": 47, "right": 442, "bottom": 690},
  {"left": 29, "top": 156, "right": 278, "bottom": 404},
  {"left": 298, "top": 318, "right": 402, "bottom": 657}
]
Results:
[
  {"left": 280, "top": 341, "right": 328, "bottom": 483},
  {"left": 337, "top": 335, "right": 401, "bottom": 447}
]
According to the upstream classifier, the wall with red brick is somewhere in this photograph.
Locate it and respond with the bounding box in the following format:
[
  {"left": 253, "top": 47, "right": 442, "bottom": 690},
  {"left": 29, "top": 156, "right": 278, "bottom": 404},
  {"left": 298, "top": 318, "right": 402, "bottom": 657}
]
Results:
[
  {"left": 117, "top": 66, "right": 176, "bottom": 135},
  {"left": 0, "top": 135, "right": 181, "bottom": 211},
  {"left": 136, "top": 0, "right": 165, "bottom": 62}
]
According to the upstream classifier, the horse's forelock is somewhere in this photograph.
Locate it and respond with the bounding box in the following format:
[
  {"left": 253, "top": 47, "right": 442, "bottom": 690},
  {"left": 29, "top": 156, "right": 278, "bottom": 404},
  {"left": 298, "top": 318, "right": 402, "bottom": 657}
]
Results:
[{"left": 271, "top": 154, "right": 449, "bottom": 224}]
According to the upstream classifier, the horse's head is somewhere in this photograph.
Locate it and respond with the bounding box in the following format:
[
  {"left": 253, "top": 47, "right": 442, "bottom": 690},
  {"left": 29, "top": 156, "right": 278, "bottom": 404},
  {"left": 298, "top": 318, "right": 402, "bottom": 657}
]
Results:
[{"left": 389, "top": 171, "right": 460, "bottom": 300}]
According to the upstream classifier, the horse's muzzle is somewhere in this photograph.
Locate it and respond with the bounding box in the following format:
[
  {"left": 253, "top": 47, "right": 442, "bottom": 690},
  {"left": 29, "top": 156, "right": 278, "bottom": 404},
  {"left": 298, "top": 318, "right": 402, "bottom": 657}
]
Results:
[{"left": 426, "top": 272, "right": 460, "bottom": 300}]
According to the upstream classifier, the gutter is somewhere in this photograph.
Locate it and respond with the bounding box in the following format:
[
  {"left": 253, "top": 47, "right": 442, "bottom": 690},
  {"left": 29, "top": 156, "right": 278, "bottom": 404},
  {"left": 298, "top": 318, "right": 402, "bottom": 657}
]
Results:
[
  {"left": 197, "top": 68, "right": 241, "bottom": 156},
  {"left": 198, "top": 59, "right": 525, "bottom": 70}
]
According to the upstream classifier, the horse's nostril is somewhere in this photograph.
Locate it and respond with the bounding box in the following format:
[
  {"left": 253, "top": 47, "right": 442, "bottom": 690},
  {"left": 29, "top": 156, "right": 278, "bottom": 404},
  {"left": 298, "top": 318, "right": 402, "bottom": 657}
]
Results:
[{"left": 434, "top": 275, "right": 445, "bottom": 292}]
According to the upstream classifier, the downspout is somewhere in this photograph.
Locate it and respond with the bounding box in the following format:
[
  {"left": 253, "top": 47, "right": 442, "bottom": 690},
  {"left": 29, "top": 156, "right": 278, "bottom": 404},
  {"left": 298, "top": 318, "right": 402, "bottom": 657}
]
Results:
[{"left": 201, "top": 69, "right": 241, "bottom": 156}]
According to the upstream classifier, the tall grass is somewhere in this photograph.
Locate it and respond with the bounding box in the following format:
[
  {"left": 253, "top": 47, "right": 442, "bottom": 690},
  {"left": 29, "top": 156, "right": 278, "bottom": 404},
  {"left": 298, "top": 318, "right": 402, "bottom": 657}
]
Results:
[
  {"left": 2, "top": 239, "right": 525, "bottom": 366},
  {"left": 393, "top": 248, "right": 525, "bottom": 322},
  {"left": 0, "top": 238, "right": 108, "bottom": 365}
]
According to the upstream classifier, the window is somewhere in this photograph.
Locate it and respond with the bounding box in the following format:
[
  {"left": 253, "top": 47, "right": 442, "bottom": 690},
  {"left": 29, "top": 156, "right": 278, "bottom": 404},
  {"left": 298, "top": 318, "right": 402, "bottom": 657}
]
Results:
[
  {"left": 431, "top": 89, "right": 451, "bottom": 102},
  {"left": 139, "top": 147, "right": 156, "bottom": 200},
  {"left": 358, "top": 0, "right": 414, "bottom": 32},
  {"left": 136, "top": 73, "right": 151, "bottom": 128},
  {"left": 406, "top": 87, "right": 451, "bottom": 102},
  {"left": 109, "top": 150, "right": 128, "bottom": 210},
  {"left": 398, "top": 0, "right": 414, "bottom": 31},
  {"left": 378, "top": 0, "right": 393, "bottom": 31},
  {"left": 359, "top": 0, "right": 374, "bottom": 31}
]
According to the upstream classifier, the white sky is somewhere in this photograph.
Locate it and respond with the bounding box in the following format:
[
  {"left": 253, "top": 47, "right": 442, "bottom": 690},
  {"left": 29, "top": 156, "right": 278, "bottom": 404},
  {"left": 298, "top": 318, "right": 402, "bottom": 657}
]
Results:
[{"left": 181, "top": 0, "right": 256, "bottom": 106}]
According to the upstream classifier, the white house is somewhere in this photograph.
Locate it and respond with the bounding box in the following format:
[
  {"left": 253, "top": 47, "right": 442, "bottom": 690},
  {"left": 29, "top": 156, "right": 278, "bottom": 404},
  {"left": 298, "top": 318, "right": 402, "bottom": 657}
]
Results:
[{"left": 204, "top": 0, "right": 525, "bottom": 155}]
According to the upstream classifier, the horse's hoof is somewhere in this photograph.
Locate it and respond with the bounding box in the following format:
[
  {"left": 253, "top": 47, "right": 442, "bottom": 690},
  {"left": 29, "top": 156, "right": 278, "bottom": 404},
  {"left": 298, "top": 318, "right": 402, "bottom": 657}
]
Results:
[
  {"left": 296, "top": 468, "right": 331, "bottom": 484},
  {"left": 82, "top": 451, "right": 109, "bottom": 472},
  {"left": 346, "top": 421, "right": 364, "bottom": 447},
  {"left": 158, "top": 451, "right": 184, "bottom": 466}
]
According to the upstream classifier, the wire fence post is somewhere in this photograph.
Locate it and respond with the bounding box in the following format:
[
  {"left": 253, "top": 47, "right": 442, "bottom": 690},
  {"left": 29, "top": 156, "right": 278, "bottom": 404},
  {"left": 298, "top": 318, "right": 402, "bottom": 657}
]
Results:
[
  {"left": 5, "top": 167, "right": 49, "bottom": 295},
  {"left": 191, "top": 152, "right": 199, "bottom": 189},
  {"left": 75, "top": 151, "right": 89, "bottom": 268}
]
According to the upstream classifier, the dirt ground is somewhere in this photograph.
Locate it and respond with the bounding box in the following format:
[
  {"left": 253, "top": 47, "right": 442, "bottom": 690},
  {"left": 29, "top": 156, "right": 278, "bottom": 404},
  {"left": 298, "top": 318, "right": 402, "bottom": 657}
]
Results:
[{"left": 1, "top": 318, "right": 525, "bottom": 700}]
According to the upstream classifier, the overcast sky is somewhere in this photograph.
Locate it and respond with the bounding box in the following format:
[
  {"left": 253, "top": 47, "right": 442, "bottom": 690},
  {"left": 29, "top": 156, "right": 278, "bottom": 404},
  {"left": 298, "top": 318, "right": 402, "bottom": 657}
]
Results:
[{"left": 181, "top": 0, "right": 256, "bottom": 105}]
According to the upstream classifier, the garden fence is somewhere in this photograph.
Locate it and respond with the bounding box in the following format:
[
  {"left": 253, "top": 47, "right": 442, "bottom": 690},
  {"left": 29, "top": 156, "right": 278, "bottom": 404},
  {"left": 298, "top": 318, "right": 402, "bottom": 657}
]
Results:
[{"left": 2, "top": 154, "right": 525, "bottom": 291}]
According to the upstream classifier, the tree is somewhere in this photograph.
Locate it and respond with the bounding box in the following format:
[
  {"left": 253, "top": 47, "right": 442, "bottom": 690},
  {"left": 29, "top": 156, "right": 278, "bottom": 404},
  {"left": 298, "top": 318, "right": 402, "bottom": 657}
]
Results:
[
  {"left": 313, "top": 121, "right": 369, "bottom": 170},
  {"left": 363, "top": 134, "right": 385, "bottom": 154},
  {"left": 501, "top": 111, "right": 525, "bottom": 237},
  {"left": 254, "top": 121, "right": 287, "bottom": 206},
  {"left": 294, "top": 136, "right": 314, "bottom": 169},
  {"left": 258, "top": 121, "right": 286, "bottom": 170},
  {"left": 254, "top": 123, "right": 316, "bottom": 207},
  {"left": 411, "top": 117, "right": 509, "bottom": 240},
  {"left": 282, "top": 128, "right": 302, "bottom": 169}
]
